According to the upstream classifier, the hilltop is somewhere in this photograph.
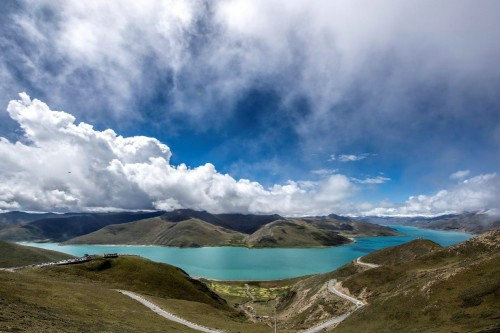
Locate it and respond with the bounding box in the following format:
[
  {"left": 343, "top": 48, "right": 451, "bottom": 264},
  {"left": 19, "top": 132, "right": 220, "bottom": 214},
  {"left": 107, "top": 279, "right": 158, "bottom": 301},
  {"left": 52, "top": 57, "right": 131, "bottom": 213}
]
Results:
[{"left": 65, "top": 210, "right": 397, "bottom": 248}]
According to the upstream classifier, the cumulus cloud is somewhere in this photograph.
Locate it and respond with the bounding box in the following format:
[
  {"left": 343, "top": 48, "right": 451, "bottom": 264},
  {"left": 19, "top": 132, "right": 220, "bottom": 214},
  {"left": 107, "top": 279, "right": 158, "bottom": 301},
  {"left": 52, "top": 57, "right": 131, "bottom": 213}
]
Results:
[
  {"left": 0, "top": 94, "right": 357, "bottom": 215},
  {"left": 450, "top": 169, "right": 470, "bottom": 180},
  {"left": 361, "top": 173, "right": 499, "bottom": 217}
]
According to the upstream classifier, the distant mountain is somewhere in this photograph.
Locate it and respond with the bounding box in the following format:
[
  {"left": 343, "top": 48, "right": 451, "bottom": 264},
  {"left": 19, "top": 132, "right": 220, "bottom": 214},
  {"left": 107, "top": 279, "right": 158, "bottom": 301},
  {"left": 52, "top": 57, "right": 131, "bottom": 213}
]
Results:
[
  {"left": 361, "top": 211, "right": 500, "bottom": 234},
  {"left": 0, "top": 211, "right": 165, "bottom": 242},
  {"left": 0, "top": 211, "right": 64, "bottom": 228},
  {"left": 159, "top": 209, "right": 283, "bottom": 233},
  {"left": 66, "top": 210, "right": 398, "bottom": 247},
  {"left": 67, "top": 217, "right": 248, "bottom": 247}
]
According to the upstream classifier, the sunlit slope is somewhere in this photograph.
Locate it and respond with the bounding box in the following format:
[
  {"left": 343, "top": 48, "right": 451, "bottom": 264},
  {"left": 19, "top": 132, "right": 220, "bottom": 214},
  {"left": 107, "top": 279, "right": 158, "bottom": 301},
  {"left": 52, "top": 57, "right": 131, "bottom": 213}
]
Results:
[
  {"left": 247, "top": 220, "right": 351, "bottom": 247},
  {"left": 334, "top": 230, "right": 500, "bottom": 332},
  {"left": 66, "top": 218, "right": 247, "bottom": 247},
  {"left": 1, "top": 254, "right": 271, "bottom": 332},
  {"left": 65, "top": 211, "right": 398, "bottom": 248},
  {"left": 0, "top": 240, "right": 74, "bottom": 268},
  {"left": 362, "top": 238, "right": 443, "bottom": 265}
]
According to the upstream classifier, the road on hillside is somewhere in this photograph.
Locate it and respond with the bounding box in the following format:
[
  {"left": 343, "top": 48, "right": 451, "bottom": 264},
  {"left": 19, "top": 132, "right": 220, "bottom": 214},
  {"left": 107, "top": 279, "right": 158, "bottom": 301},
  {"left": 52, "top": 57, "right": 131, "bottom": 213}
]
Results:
[
  {"left": 301, "top": 256, "right": 381, "bottom": 333},
  {"left": 355, "top": 257, "right": 380, "bottom": 269},
  {"left": 115, "top": 290, "right": 223, "bottom": 333}
]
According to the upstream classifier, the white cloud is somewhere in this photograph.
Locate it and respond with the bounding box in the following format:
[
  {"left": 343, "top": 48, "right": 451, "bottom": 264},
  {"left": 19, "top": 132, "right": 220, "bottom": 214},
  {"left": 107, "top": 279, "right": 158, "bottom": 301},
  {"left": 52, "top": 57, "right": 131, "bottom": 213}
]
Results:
[
  {"left": 330, "top": 153, "right": 370, "bottom": 162},
  {"left": 352, "top": 176, "right": 390, "bottom": 184},
  {"left": 311, "top": 168, "right": 338, "bottom": 176},
  {"left": 450, "top": 169, "right": 470, "bottom": 180},
  {"left": 0, "top": 94, "right": 357, "bottom": 216},
  {"left": 360, "top": 173, "right": 499, "bottom": 216}
]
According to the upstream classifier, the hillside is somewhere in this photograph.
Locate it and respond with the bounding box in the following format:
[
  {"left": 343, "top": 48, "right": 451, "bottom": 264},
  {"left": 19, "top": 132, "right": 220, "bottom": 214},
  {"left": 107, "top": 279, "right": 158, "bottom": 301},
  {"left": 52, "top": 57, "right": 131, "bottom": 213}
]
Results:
[
  {"left": 361, "top": 211, "right": 500, "bottom": 234},
  {"left": 332, "top": 230, "right": 500, "bottom": 332},
  {"left": 362, "top": 238, "right": 443, "bottom": 265},
  {"left": 247, "top": 220, "right": 351, "bottom": 247},
  {"left": 68, "top": 217, "right": 247, "bottom": 247},
  {"left": 0, "top": 211, "right": 165, "bottom": 242},
  {"left": 66, "top": 212, "right": 397, "bottom": 247},
  {"left": 0, "top": 240, "right": 74, "bottom": 268},
  {"left": 0, "top": 254, "right": 270, "bottom": 332},
  {"left": 158, "top": 209, "right": 283, "bottom": 233}
]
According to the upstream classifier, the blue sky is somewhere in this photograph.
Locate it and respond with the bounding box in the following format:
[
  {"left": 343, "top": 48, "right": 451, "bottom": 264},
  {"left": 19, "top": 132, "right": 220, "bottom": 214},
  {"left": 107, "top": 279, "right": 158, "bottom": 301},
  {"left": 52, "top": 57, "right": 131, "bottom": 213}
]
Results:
[{"left": 0, "top": 0, "right": 498, "bottom": 216}]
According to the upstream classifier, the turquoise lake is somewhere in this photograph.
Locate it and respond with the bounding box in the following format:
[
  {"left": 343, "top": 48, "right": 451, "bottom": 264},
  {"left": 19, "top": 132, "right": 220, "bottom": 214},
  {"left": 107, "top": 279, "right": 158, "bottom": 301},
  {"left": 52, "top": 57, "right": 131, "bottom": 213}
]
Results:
[{"left": 21, "top": 226, "right": 472, "bottom": 281}]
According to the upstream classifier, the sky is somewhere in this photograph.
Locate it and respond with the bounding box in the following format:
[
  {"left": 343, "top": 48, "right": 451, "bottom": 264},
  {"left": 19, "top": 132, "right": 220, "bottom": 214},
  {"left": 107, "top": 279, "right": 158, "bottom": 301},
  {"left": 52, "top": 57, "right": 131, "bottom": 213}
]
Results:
[{"left": 0, "top": 0, "right": 499, "bottom": 216}]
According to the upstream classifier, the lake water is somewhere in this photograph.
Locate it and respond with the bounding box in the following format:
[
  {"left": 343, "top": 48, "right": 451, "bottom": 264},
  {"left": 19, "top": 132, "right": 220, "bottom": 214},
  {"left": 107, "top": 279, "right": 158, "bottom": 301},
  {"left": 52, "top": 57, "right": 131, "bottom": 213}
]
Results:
[{"left": 21, "top": 226, "right": 471, "bottom": 281}]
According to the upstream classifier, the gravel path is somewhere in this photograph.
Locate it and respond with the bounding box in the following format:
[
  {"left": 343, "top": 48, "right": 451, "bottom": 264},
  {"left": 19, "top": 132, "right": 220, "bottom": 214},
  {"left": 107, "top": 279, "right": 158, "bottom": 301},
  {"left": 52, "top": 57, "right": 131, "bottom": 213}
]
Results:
[{"left": 115, "top": 289, "right": 223, "bottom": 333}]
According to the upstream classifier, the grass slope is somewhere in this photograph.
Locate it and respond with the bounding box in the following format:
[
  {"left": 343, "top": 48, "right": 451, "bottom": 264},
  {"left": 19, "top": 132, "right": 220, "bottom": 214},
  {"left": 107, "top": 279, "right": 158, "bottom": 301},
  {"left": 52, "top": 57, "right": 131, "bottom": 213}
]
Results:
[
  {"left": 247, "top": 220, "right": 351, "bottom": 247},
  {"left": 66, "top": 214, "right": 397, "bottom": 248},
  {"left": 0, "top": 240, "right": 74, "bottom": 268},
  {"left": 67, "top": 218, "right": 246, "bottom": 247},
  {"left": 1, "top": 254, "right": 271, "bottom": 332},
  {"left": 334, "top": 230, "right": 500, "bottom": 332},
  {"left": 362, "top": 238, "right": 443, "bottom": 265},
  {"left": 0, "top": 270, "right": 194, "bottom": 332}
]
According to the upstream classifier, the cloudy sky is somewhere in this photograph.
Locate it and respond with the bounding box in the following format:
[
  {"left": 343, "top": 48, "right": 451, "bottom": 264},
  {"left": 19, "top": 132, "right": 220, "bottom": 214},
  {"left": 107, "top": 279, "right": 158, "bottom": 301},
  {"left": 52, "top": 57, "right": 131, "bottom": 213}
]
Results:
[{"left": 0, "top": 0, "right": 499, "bottom": 216}]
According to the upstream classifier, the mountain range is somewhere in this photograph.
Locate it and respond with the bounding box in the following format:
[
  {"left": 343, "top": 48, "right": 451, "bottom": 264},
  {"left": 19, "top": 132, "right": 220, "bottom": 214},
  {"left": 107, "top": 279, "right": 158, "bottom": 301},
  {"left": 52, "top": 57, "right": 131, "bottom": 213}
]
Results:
[
  {"left": 0, "top": 209, "right": 397, "bottom": 248},
  {"left": 361, "top": 211, "right": 500, "bottom": 234}
]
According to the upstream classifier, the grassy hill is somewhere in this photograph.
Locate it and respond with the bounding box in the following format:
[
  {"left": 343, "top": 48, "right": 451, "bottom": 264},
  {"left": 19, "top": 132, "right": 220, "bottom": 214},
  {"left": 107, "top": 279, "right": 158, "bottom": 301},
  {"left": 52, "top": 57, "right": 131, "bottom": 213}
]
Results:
[
  {"left": 362, "top": 238, "right": 443, "bottom": 265},
  {"left": 0, "top": 251, "right": 271, "bottom": 332},
  {"left": 65, "top": 210, "right": 397, "bottom": 248},
  {"left": 333, "top": 230, "right": 500, "bottom": 332},
  {"left": 247, "top": 220, "right": 351, "bottom": 247},
  {"left": 0, "top": 240, "right": 74, "bottom": 268},
  {"left": 67, "top": 217, "right": 247, "bottom": 247}
]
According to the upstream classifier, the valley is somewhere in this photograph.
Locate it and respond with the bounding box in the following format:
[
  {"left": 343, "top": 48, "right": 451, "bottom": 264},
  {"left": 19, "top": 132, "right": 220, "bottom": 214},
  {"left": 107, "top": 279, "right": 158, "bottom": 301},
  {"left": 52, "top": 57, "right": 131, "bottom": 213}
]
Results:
[{"left": 2, "top": 229, "right": 497, "bottom": 332}]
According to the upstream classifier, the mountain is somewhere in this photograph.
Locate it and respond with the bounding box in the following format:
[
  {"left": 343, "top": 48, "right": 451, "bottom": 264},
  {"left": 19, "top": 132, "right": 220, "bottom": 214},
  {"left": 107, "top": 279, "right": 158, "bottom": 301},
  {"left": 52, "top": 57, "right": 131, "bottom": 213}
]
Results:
[
  {"left": 66, "top": 211, "right": 398, "bottom": 247},
  {"left": 0, "top": 211, "right": 165, "bottom": 242},
  {"left": 245, "top": 219, "right": 351, "bottom": 247},
  {"left": 0, "top": 211, "right": 63, "bottom": 228},
  {"left": 0, "top": 240, "right": 74, "bottom": 268},
  {"left": 159, "top": 209, "right": 283, "bottom": 233},
  {"left": 67, "top": 217, "right": 247, "bottom": 247},
  {"left": 361, "top": 211, "right": 500, "bottom": 234}
]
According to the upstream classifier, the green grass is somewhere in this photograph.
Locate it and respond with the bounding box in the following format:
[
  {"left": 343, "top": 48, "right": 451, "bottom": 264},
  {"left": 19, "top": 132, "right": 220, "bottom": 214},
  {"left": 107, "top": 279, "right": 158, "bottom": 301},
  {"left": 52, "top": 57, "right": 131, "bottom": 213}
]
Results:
[
  {"left": 0, "top": 270, "right": 195, "bottom": 332},
  {"left": 362, "top": 238, "right": 443, "bottom": 265},
  {"left": 0, "top": 240, "right": 74, "bottom": 268},
  {"left": 38, "top": 256, "right": 229, "bottom": 310},
  {"left": 333, "top": 230, "right": 500, "bottom": 332}
]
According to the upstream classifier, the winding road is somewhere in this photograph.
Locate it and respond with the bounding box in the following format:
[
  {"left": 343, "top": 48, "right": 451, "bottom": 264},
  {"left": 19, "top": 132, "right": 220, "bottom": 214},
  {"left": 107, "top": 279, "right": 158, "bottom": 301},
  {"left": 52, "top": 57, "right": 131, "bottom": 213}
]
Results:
[
  {"left": 355, "top": 257, "right": 380, "bottom": 269},
  {"left": 115, "top": 289, "right": 223, "bottom": 333},
  {"left": 300, "top": 256, "right": 378, "bottom": 333}
]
